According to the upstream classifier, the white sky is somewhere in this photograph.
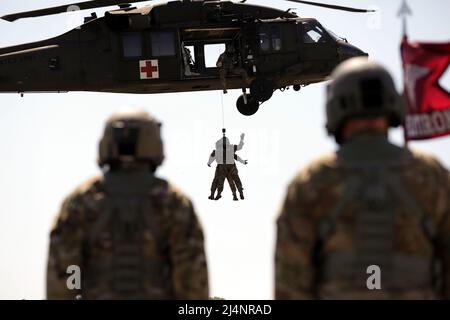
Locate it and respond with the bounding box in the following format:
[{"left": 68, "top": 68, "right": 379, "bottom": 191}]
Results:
[{"left": 0, "top": 0, "right": 449, "bottom": 300}]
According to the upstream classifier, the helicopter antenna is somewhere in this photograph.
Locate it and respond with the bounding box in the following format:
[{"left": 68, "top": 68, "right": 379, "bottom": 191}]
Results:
[{"left": 397, "top": 0, "right": 412, "bottom": 38}]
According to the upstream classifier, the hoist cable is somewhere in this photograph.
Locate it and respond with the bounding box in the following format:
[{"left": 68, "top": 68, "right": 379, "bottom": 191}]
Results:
[{"left": 221, "top": 91, "right": 225, "bottom": 129}]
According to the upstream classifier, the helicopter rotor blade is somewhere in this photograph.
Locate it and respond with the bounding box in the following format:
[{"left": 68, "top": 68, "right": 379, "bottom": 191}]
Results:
[
  {"left": 1, "top": 0, "right": 153, "bottom": 22},
  {"left": 285, "top": 0, "right": 375, "bottom": 13}
]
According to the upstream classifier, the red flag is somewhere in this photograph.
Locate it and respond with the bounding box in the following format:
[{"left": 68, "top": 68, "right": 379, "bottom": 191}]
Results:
[{"left": 401, "top": 37, "right": 450, "bottom": 140}]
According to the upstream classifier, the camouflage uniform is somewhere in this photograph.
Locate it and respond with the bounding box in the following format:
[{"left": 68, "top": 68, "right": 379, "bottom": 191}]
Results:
[
  {"left": 276, "top": 134, "right": 450, "bottom": 299},
  {"left": 211, "top": 164, "right": 244, "bottom": 198},
  {"left": 216, "top": 46, "right": 250, "bottom": 92},
  {"left": 47, "top": 111, "right": 209, "bottom": 299}
]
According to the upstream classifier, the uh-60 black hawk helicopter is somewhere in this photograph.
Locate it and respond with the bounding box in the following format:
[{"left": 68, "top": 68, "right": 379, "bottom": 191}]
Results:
[{"left": 0, "top": 0, "right": 372, "bottom": 116}]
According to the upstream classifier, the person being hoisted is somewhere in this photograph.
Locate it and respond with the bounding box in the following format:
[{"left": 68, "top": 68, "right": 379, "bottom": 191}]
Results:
[{"left": 208, "top": 129, "right": 248, "bottom": 201}]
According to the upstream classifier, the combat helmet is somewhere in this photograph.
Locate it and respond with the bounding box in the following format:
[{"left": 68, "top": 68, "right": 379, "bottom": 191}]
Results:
[
  {"left": 98, "top": 110, "right": 164, "bottom": 169},
  {"left": 326, "top": 57, "right": 404, "bottom": 143}
]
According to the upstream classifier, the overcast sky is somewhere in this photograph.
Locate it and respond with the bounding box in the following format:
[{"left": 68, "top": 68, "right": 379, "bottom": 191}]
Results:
[{"left": 0, "top": 0, "right": 449, "bottom": 299}]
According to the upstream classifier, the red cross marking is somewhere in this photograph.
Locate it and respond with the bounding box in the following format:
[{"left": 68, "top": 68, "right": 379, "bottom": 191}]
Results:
[{"left": 140, "top": 60, "right": 158, "bottom": 78}]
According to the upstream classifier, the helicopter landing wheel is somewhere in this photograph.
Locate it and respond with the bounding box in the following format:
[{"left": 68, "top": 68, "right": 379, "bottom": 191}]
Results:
[
  {"left": 250, "top": 78, "right": 274, "bottom": 102},
  {"left": 237, "top": 94, "right": 259, "bottom": 116}
]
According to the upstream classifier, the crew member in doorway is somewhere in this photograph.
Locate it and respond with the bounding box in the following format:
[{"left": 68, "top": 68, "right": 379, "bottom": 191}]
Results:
[{"left": 216, "top": 44, "right": 251, "bottom": 94}]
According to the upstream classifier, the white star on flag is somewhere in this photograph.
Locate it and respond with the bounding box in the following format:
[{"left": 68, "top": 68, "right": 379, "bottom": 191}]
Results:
[{"left": 404, "top": 64, "right": 430, "bottom": 110}]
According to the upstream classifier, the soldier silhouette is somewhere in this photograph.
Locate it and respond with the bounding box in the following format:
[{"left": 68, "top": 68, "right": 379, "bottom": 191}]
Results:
[
  {"left": 47, "top": 110, "right": 209, "bottom": 299},
  {"left": 275, "top": 58, "right": 450, "bottom": 299},
  {"left": 208, "top": 129, "right": 248, "bottom": 201}
]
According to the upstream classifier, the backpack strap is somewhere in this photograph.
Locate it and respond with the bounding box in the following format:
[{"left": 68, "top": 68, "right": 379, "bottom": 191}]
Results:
[
  {"left": 318, "top": 174, "right": 362, "bottom": 241},
  {"left": 384, "top": 173, "right": 436, "bottom": 241}
]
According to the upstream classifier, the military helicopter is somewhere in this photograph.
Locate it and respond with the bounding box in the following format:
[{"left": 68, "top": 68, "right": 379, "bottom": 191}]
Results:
[{"left": 0, "top": 0, "right": 372, "bottom": 116}]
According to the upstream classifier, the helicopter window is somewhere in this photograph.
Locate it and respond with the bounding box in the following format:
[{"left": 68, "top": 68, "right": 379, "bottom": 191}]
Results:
[
  {"left": 271, "top": 26, "right": 282, "bottom": 51},
  {"left": 302, "top": 22, "right": 328, "bottom": 44},
  {"left": 259, "top": 26, "right": 270, "bottom": 51},
  {"left": 260, "top": 25, "right": 282, "bottom": 51},
  {"left": 205, "top": 43, "right": 226, "bottom": 68},
  {"left": 150, "top": 31, "right": 176, "bottom": 57},
  {"left": 122, "top": 33, "right": 142, "bottom": 58}
]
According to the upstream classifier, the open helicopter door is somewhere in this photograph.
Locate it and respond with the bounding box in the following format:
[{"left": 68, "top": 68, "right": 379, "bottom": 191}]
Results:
[{"left": 180, "top": 27, "right": 241, "bottom": 78}]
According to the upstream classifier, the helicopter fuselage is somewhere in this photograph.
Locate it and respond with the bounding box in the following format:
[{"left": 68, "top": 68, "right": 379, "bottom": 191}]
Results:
[{"left": 0, "top": 0, "right": 368, "bottom": 115}]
